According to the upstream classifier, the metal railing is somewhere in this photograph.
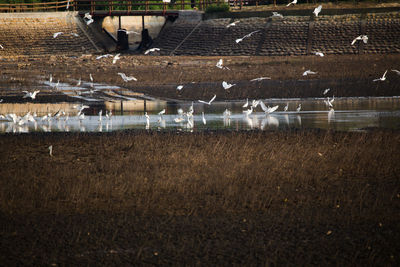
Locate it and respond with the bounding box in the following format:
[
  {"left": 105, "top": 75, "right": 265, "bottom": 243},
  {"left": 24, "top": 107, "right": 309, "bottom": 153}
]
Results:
[{"left": 0, "top": 0, "right": 72, "bottom": 12}]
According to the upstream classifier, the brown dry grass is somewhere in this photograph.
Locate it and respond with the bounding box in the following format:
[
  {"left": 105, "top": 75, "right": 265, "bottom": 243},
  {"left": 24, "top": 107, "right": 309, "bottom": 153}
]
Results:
[{"left": 0, "top": 130, "right": 399, "bottom": 265}]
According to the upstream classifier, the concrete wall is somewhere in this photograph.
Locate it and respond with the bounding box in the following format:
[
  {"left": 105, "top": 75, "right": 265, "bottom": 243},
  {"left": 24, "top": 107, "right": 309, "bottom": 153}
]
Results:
[{"left": 102, "top": 16, "right": 166, "bottom": 48}]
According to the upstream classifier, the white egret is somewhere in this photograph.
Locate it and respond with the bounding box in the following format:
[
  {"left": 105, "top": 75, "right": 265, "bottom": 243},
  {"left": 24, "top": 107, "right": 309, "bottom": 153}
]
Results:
[
  {"left": 303, "top": 70, "right": 317, "bottom": 76},
  {"left": 78, "top": 112, "right": 85, "bottom": 121},
  {"left": 243, "top": 98, "right": 249, "bottom": 108},
  {"left": 235, "top": 30, "right": 260, "bottom": 44},
  {"left": 250, "top": 77, "right": 271, "bottom": 82},
  {"left": 70, "top": 33, "right": 79, "bottom": 37},
  {"left": 22, "top": 90, "right": 40, "bottom": 100},
  {"left": 226, "top": 20, "right": 240, "bottom": 28},
  {"left": 324, "top": 96, "right": 334, "bottom": 108},
  {"left": 252, "top": 99, "right": 261, "bottom": 108},
  {"left": 76, "top": 78, "right": 81, "bottom": 86},
  {"left": 313, "top": 5, "right": 322, "bottom": 17},
  {"left": 284, "top": 102, "right": 289, "bottom": 112},
  {"left": 112, "top": 53, "right": 120, "bottom": 64},
  {"left": 158, "top": 109, "right": 166, "bottom": 115},
  {"left": 198, "top": 94, "right": 216, "bottom": 105},
  {"left": 0, "top": 44, "right": 3, "bottom": 49},
  {"left": 271, "top": 12, "right": 283, "bottom": 18},
  {"left": 243, "top": 106, "right": 253, "bottom": 116},
  {"left": 286, "top": 0, "right": 297, "bottom": 6},
  {"left": 177, "top": 85, "right": 183, "bottom": 91},
  {"left": 314, "top": 51, "right": 324, "bottom": 57},
  {"left": 223, "top": 109, "right": 231, "bottom": 117},
  {"left": 98, "top": 110, "right": 102, "bottom": 121},
  {"left": 53, "top": 32, "right": 63, "bottom": 38},
  {"left": 144, "top": 48, "right": 160, "bottom": 55},
  {"left": 84, "top": 13, "right": 93, "bottom": 25},
  {"left": 373, "top": 70, "right": 388, "bottom": 82},
  {"left": 145, "top": 112, "right": 150, "bottom": 128},
  {"left": 202, "top": 112, "right": 206, "bottom": 125},
  {"left": 49, "top": 74, "right": 53, "bottom": 84},
  {"left": 351, "top": 35, "right": 368, "bottom": 45},
  {"left": 96, "top": 54, "right": 112, "bottom": 60},
  {"left": 323, "top": 88, "right": 330, "bottom": 95},
  {"left": 222, "top": 81, "right": 236, "bottom": 90},
  {"left": 118, "top": 72, "right": 137, "bottom": 82},
  {"left": 49, "top": 145, "right": 53, "bottom": 157},
  {"left": 260, "top": 101, "right": 279, "bottom": 114},
  {"left": 296, "top": 104, "right": 302, "bottom": 112},
  {"left": 216, "top": 59, "right": 223, "bottom": 69}
]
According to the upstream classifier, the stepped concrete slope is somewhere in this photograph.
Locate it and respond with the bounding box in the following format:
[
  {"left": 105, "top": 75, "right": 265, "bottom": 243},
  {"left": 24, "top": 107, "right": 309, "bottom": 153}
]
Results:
[
  {"left": 152, "top": 12, "right": 400, "bottom": 56},
  {"left": 0, "top": 12, "right": 103, "bottom": 56}
]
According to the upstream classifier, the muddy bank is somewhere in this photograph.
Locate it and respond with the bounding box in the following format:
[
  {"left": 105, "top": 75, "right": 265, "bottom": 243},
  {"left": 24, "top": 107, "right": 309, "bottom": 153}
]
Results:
[
  {"left": 0, "top": 130, "right": 399, "bottom": 265},
  {"left": 1, "top": 54, "right": 399, "bottom": 102}
]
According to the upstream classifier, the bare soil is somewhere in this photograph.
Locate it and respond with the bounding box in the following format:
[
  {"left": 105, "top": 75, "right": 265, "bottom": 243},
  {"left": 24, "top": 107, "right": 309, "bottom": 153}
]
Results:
[
  {"left": 1, "top": 54, "right": 400, "bottom": 102},
  {"left": 0, "top": 130, "right": 399, "bottom": 265}
]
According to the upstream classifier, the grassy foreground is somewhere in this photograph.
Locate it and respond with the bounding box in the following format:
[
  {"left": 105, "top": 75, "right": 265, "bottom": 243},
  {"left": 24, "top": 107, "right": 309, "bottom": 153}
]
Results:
[{"left": 0, "top": 130, "right": 399, "bottom": 265}]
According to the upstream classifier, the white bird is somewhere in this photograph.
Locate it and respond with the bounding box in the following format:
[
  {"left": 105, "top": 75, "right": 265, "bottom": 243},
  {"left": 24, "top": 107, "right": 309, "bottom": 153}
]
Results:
[
  {"left": 223, "top": 109, "right": 231, "bottom": 117},
  {"left": 98, "top": 110, "right": 102, "bottom": 121},
  {"left": 174, "top": 117, "right": 185, "bottom": 123},
  {"left": 48, "top": 145, "right": 53, "bottom": 157},
  {"left": 177, "top": 85, "right": 183, "bottom": 91},
  {"left": 70, "top": 33, "right": 79, "bottom": 37},
  {"left": 96, "top": 54, "right": 112, "bottom": 60},
  {"left": 313, "top": 5, "right": 322, "bottom": 17},
  {"left": 235, "top": 30, "right": 260, "bottom": 44},
  {"left": 202, "top": 112, "right": 206, "bottom": 125},
  {"left": 260, "top": 101, "right": 279, "bottom": 114},
  {"left": 303, "top": 70, "right": 317, "bottom": 76},
  {"left": 373, "top": 70, "right": 388, "bottom": 82},
  {"left": 119, "top": 29, "right": 140, "bottom": 35},
  {"left": 226, "top": 20, "right": 240, "bottom": 28},
  {"left": 252, "top": 99, "right": 261, "bottom": 108},
  {"left": 198, "top": 94, "right": 216, "bottom": 105},
  {"left": 0, "top": 44, "right": 3, "bottom": 49},
  {"left": 243, "top": 106, "right": 253, "bottom": 116},
  {"left": 112, "top": 53, "right": 121, "bottom": 64},
  {"left": 84, "top": 13, "right": 94, "bottom": 25},
  {"left": 243, "top": 98, "right": 249, "bottom": 108},
  {"left": 216, "top": 59, "right": 223, "bottom": 69},
  {"left": 89, "top": 73, "right": 93, "bottom": 82},
  {"left": 323, "top": 88, "right": 330, "bottom": 95},
  {"left": 222, "top": 81, "right": 236, "bottom": 90},
  {"left": 49, "top": 74, "right": 53, "bottom": 84},
  {"left": 78, "top": 112, "right": 85, "bottom": 121},
  {"left": 53, "top": 32, "right": 63, "bottom": 38},
  {"left": 118, "top": 72, "right": 137, "bottom": 82},
  {"left": 66, "top": 0, "right": 70, "bottom": 9},
  {"left": 76, "top": 78, "right": 81, "bottom": 86},
  {"left": 351, "top": 35, "right": 368, "bottom": 45},
  {"left": 284, "top": 102, "right": 289, "bottom": 112},
  {"left": 314, "top": 51, "right": 324, "bottom": 57},
  {"left": 271, "top": 12, "right": 283, "bottom": 18},
  {"left": 250, "top": 77, "right": 271, "bottom": 82},
  {"left": 324, "top": 96, "right": 334, "bottom": 108},
  {"left": 328, "top": 108, "right": 335, "bottom": 123},
  {"left": 22, "top": 90, "right": 40, "bottom": 100},
  {"left": 286, "top": 0, "right": 297, "bottom": 7},
  {"left": 144, "top": 48, "right": 160, "bottom": 55},
  {"left": 391, "top": 69, "right": 400, "bottom": 76},
  {"left": 106, "top": 110, "right": 112, "bottom": 120},
  {"left": 296, "top": 104, "right": 302, "bottom": 112},
  {"left": 86, "top": 18, "right": 94, "bottom": 25},
  {"left": 158, "top": 109, "right": 166, "bottom": 115}
]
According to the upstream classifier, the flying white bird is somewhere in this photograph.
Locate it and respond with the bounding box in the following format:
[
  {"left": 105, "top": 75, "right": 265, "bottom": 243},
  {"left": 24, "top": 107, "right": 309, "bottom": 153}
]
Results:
[
  {"left": 303, "top": 70, "right": 317, "bottom": 76},
  {"left": 96, "top": 54, "right": 112, "bottom": 60},
  {"left": 313, "top": 5, "right": 322, "bottom": 17},
  {"left": 250, "top": 77, "right": 271, "bottom": 82},
  {"left": 144, "top": 48, "right": 160, "bottom": 55},
  {"left": 252, "top": 99, "right": 261, "bottom": 108},
  {"left": 351, "top": 35, "right": 368, "bottom": 45},
  {"left": 296, "top": 104, "right": 302, "bottom": 112},
  {"left": 314, "top": 51, "right": 324, "bottom": 57},
  {"left": 66, "top": 0, "right": 70, "bottom": 9},
  {"left": 48, "top": 145, "right": 53, "bottom": 157},
  {"left": 112, "top": 53, "right": 121, "bottom": 64},
  {"left": 271, "top": 12, "right": 284, "bottom": 18},
  {"left": 235, "top": 30, "right": 260, "bottom": 44},
  {"left": 22, "top": 90, "right": 40, "bottom": 100},
  {"left": 118, "top": 72, "right": 137, "bottom": 82},
  {"left": 373, "top": 70, "right": 388, "bottom": 82},
  {"left": 324, "top": 96, "right": 334, "bottom": 108},
  {"left": 198, "top": 94, "right": 216, "bottom": 105},
  {"left": 177, "top": 85, "right": 184, "bottom": 91},
  {"left": 323, "top": 88, "right": 330, "bottom": 95},
  {"left": 243, "top": 98, "right": 249, "bottom": 108},
  {"left": 222, "top": 81, "right": 236, "bottom": 90},
  {"left": 158, "top": 109, "right": 166, "bottom": 115},
  {"left": 86, "top": 18, "right": 94, "bottom": 25},
  {"left": 391, "top": 69, "right": 400, "bottom": 76},
  {"left": 284, "top": 102, "right": 289, "bottom": 112},
  {"left": 202, "top": 112, "right": 206, "bottom": 125},
  {"left": 260, "top": 101, "right": 279, "bottom": 114},
  {"left": 0, "top": 44, "right": 3, "bottom": 49},
  {"left": 226, "top": 20, "right": 240, "bottom": 28},
  {"left": 84, "top": 13, "right": 93, "bottom": 25},
  {"left": 286, "top": 0, "right": 297, "bottom": 7},
  {"left": 53, "top": 32, "right": 63, "bottom": 38}
]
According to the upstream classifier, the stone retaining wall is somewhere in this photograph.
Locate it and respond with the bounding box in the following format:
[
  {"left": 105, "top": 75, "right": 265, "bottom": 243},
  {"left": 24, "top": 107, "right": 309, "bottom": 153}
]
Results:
[
  {"left": 0, "top": 12, "right": 102, "bottom": 57},
  {"left": 152, "top": 12, "right": 400, "bottom": 56}
]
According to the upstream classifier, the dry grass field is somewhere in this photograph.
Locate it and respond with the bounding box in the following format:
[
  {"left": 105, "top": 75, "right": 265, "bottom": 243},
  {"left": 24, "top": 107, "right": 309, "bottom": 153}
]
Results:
[{"left": 1, "top": 130, "right": 399, "bottom": 265}]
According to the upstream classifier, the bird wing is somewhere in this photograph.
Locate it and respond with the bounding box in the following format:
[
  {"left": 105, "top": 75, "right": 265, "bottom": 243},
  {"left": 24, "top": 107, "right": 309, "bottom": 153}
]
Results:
[
  {"left": 382, "top": 70, "right": 388, "bottom": 78},
  {"left": 235, "top": 38, "right": 243, "bottom": 44},
  {"left": 269, "top": 105, "right": 279, "bottom": 113},
  {"left": 259, "top": 101, "right": 268, "bottom": 112},
  {"left": 208, "top": 95, "right": 217, "bottom": 104},
  {"left": 391, "top": 69, "right": 400, "bottom": 75},
  {"left": 198, "top": 100, "right": 209, "bottom": 105}
]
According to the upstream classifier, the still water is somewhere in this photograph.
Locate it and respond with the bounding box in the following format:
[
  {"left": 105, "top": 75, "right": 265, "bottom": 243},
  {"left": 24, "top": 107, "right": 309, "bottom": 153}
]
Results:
[{"left": 1, "top": 97, "right": 400, "bottom": 133}]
